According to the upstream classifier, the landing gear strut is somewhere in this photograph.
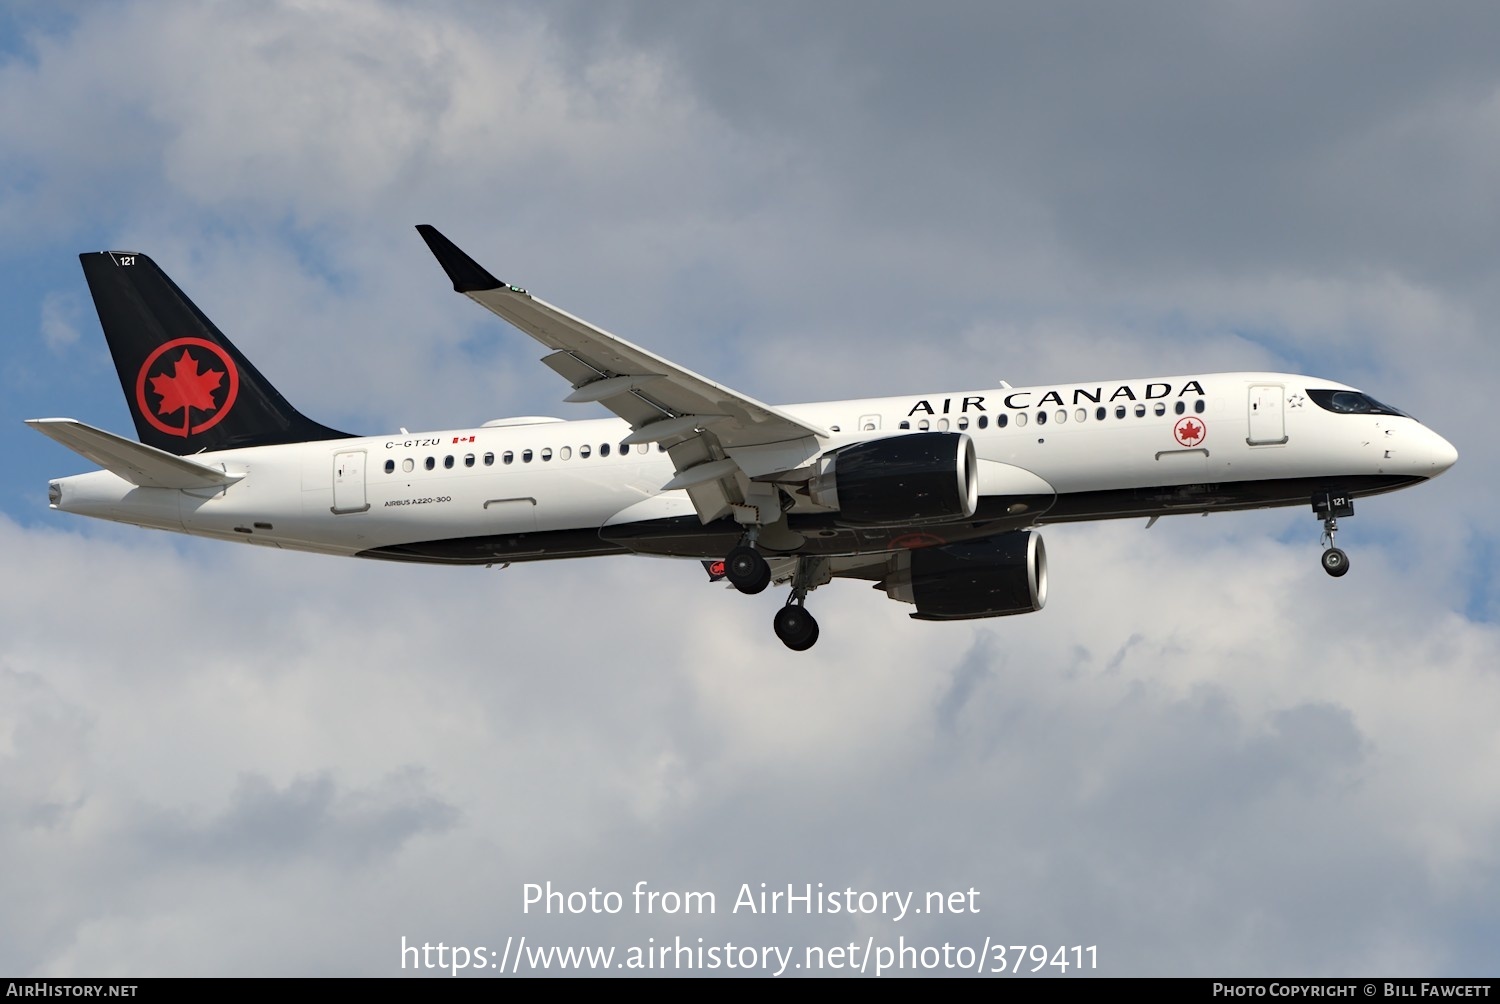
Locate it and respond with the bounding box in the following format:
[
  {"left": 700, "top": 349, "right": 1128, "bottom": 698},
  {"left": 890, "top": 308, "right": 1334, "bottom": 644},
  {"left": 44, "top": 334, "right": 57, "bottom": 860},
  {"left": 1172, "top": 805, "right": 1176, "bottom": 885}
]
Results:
[{"left": 1313, "top": 491, "right": 1353, "bottom": 578}]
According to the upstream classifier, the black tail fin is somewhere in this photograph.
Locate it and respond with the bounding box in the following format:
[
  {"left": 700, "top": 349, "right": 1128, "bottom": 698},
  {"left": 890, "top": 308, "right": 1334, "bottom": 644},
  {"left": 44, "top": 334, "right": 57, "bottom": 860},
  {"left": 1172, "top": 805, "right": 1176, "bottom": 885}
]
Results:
[{"left": 80, "top": 250, "right": 354, "bottom": 455}]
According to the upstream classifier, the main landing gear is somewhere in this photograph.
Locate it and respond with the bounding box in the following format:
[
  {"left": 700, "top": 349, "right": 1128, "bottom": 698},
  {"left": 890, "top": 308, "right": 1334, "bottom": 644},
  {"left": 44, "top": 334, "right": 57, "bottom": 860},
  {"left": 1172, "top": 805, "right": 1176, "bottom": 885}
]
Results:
[
  {"left": 774, "top": 602, "right": 819, "bottom": 651},
  {"left": 773, "top": 556, "right": 825, "bottom": 651},
  {"left": 720, "top": 539, "right": 824, "bottom": 651},
  {"left": 724, "top": 545, "right": 771, "bottom": 594},
  {"left": 1313, "top": 491, "right": 1354, "bottom": 578}
]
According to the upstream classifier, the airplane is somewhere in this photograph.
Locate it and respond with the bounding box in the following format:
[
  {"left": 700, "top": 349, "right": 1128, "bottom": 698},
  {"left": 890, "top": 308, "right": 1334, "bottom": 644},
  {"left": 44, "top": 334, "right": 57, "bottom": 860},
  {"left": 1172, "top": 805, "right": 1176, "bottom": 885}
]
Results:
[{"left": 27, "top": 226, "right": 1459, "bottom": 650}]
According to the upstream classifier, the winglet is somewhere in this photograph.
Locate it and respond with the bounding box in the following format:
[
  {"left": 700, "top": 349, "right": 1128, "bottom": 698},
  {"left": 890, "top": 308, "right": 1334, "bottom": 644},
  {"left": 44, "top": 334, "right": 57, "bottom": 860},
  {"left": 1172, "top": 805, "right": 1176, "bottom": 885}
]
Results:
[{"left": 416, "top": 225, "right": 505, "bottom": 293}]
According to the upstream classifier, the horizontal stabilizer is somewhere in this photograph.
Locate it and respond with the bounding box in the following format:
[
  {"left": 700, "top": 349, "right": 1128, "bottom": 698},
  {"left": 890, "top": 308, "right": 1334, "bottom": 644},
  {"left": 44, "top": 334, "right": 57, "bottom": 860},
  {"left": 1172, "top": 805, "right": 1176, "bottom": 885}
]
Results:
[{"left": 25, "top": 418, "right": 245, "bottom": 489}]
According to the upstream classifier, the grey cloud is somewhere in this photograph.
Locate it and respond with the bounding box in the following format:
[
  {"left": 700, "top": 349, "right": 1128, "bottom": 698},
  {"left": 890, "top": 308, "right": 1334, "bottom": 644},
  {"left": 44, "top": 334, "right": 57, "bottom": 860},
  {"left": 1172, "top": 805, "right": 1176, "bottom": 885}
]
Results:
[{"left": 129, "top": 769, "right": 459, "bottom": 869}]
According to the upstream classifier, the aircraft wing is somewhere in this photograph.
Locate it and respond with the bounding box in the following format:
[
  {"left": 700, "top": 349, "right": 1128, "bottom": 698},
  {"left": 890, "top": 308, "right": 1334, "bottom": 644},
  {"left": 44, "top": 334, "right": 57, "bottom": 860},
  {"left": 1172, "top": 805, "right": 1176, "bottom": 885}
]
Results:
[{"left": 418, "top": 225, "right": 828, "bottom": 523}]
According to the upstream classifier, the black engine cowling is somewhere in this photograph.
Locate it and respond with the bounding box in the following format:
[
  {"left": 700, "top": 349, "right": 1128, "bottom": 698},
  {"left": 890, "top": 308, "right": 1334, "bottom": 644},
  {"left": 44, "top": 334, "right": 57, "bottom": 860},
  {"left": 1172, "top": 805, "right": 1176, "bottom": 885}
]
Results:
[
  {"left": 816, "top": 432, "right": 978, "bottom": 526},
  {"left": 883, "top": 531, "right": 1047, "bottom": 620}
]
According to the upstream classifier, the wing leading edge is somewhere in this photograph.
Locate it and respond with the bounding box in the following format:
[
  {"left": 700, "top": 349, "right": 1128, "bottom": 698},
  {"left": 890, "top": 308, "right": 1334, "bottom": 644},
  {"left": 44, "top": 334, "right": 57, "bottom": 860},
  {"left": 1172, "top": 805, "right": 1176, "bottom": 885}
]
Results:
[{"left": 416, "top": 225, "right": 828, "bottom": 523}]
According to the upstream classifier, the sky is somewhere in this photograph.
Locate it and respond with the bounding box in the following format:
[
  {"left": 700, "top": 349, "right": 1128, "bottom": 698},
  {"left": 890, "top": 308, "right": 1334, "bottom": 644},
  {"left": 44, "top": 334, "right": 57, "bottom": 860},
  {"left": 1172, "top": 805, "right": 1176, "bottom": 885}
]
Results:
[{"left": 1, "top": 0, "right": 1497, "bottom": 978}]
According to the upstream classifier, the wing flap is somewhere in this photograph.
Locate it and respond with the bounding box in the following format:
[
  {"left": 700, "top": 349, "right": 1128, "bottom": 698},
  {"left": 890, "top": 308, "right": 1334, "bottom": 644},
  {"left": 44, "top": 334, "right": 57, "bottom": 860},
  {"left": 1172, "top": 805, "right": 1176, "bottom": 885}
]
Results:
[{"left": 26, "top": 418, "right": 244, "bottom": 489}]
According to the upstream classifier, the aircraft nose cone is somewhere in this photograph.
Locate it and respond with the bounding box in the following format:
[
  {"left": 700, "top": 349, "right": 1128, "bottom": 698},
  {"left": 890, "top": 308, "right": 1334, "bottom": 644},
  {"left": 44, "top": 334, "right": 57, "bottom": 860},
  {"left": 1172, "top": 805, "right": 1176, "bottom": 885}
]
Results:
[
  {"left": 1423, "top": 427, "right": 1458, "bottom": 476},
  {"left": 1434, "top": 434, "right": 1458, "bottom": 472}
]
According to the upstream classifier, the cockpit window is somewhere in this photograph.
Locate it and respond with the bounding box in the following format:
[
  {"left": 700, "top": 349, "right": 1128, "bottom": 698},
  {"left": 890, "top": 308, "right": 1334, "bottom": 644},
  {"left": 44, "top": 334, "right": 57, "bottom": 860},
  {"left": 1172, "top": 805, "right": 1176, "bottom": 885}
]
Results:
[{"left": 1307, "top": 389, "right": 1410, "bottom": 419}]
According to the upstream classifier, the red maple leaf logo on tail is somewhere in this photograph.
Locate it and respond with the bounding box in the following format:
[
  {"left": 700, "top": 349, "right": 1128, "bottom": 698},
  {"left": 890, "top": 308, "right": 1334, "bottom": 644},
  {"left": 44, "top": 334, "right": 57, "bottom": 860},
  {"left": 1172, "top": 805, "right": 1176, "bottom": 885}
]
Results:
[{"left": 150, "top": 350, "right": 224, "bottom": 437}]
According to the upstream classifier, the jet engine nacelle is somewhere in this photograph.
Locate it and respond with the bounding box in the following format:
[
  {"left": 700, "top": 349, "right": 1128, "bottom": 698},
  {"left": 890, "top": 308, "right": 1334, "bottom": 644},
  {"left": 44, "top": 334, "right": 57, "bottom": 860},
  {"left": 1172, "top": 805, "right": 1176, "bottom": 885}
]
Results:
[
  {"left": 813, "top": 432, "right": 978, "bottom": 526},
  {"left": 883, "top": 531, "right": 1047, "bottom": 620}
]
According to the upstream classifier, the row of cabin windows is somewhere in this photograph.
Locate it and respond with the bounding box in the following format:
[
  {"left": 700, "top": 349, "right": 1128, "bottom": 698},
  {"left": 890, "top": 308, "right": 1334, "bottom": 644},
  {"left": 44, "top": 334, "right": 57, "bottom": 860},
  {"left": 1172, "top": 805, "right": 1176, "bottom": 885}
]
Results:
[
  {"left": 380, "top": 398, "right": 1212, "bottom": 475},
  {"left": 383, "top": 441, "right": 663, "bottom": 475},
  {"left": 892, "top": 397, "right": 1205, "bottom": 431}
]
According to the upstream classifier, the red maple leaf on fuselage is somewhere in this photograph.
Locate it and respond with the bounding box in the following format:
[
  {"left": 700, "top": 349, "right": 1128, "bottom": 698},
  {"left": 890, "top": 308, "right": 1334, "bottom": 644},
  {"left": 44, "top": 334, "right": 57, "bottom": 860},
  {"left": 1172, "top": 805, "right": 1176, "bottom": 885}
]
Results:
[
  {"left": 1179, "top": 420, "right": 1203, "bottom": 443},
  {"left": 149, "top": 350, "right": 223, "bottom": 425}
]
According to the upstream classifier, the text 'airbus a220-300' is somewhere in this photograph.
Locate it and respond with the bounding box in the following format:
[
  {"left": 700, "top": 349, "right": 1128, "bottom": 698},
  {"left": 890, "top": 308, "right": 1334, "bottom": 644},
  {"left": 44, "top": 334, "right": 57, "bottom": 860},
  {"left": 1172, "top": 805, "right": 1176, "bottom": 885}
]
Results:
[{"left": 28, "top": 227, "right": 1458, "bottom": 650}]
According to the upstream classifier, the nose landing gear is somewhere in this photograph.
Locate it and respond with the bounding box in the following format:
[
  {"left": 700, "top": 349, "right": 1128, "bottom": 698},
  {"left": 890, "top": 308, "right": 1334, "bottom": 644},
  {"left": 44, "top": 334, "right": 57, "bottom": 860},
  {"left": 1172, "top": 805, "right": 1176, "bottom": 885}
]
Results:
[
  {"left": 1320, "top": 545, "right": 1349, "bottom": 577},
  {"left": 1313, "top": 491, "right": 1354, "bottom": 578}
]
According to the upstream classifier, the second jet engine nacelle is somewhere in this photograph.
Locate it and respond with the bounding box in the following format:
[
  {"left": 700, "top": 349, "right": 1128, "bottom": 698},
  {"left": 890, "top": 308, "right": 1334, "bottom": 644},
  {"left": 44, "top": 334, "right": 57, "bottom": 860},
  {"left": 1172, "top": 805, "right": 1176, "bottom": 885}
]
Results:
[
  {"left": 882, "top": 531, "right": 1048, "bottom": 620},
  {"left": 812, "top": 432, "right": 979, "bottom": 526}
]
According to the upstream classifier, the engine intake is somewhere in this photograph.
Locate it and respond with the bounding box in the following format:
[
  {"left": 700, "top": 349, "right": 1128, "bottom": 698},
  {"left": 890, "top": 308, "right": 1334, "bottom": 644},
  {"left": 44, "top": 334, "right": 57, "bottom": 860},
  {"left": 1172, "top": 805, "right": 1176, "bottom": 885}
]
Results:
[
  {"left": 883, "top": 531, "right": 1047, "bottom": 621},
  {"left": 815, "top": 432, "right": 978, "bottom": 526}
]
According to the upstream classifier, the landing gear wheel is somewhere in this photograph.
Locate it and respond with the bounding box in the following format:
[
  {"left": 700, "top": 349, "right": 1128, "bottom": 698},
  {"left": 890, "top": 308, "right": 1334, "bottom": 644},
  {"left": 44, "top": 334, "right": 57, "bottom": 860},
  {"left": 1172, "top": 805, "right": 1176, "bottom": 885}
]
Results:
[
  {"left": 774, "top": 605, "right": 820, "bottom": 651},
  {"left": 1321, "top": 547, "right": 1350, "bottom": 578},
  {"left": 725, "top": 546, "right": 771, "bottom": 595}
]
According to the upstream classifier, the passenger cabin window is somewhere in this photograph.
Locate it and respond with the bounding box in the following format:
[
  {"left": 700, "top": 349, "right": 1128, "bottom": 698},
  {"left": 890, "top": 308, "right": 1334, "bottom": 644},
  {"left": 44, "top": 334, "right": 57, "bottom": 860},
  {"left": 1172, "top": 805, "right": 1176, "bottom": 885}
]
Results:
[
  {"left": 444, "top": 455, "right": 455, "bottom": 469},
  {"left": 1015, "top": 413, "right": 1028, "bottom": 428},
  {"left": 384, "top": 459, "right": 395, "bottom": 474},
  {"left": 1134, "top": 404, "right": 1146, "bottom": 418},
  {"left": 1116, "top": 405, "right": 1127, "bottom": 419},
  {"left": 522, "top": 450, "right": 533, "bottom": 463},
  {"left": 899, "top": 420, "right": 910, "bottom": 430},
  {"left": 1174, "top": 401, "right": 1186, "bottom": 415},
  {"left": 465, "top": 453, "right": 475, "bottom": 467},
  {"left": 1194, "top": 399, "right": 1205, "bottom": 414},
  {"left": 1095, "top": 407, "right": 1106, "bottom": 421},
  {"left": 918, "top": 419, "right": 930, "bottom": 431},
  {"left": 978, "top": 415, "right": 989, "bottom": 429},
  {"left": 402, "top": 458, "right": 414, "bottom": 473},
  {"left": 580, "top": 445, "right": 591, "bottom": 458},
  {"left": 541, "top": 448, "right": 553, "bottom": 461},
  {"left": 997, "top": 414, "right": 1007, "bottom": 428},
  {"left": 484, "top": 452, "right": 494, "bottom": 466},
  {"left": 958, "top": 417, "right": 969, "bottom": 430},
  {"left": 1036, "top": 411, "right": 1047, "bottom": 426},
  {"left": 1154, "top": 403, "right": 1166, "bottom": 416},
  {"left": 424, "top": 457, "right": 435, "bottom": 470},
  {"left": 503, "top": 451, "right": 514, "bottom": 465},
  {"left": 601, "top": 443, "right": 611, "bottom": 457}
]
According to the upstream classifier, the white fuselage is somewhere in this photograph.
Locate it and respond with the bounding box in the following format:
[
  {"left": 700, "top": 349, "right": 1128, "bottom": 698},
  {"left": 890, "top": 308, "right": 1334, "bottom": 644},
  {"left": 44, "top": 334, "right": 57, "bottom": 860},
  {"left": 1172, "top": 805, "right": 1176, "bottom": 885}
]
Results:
[{"left": 47, "top": 372, "right": 1457, "bottom": 561}]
